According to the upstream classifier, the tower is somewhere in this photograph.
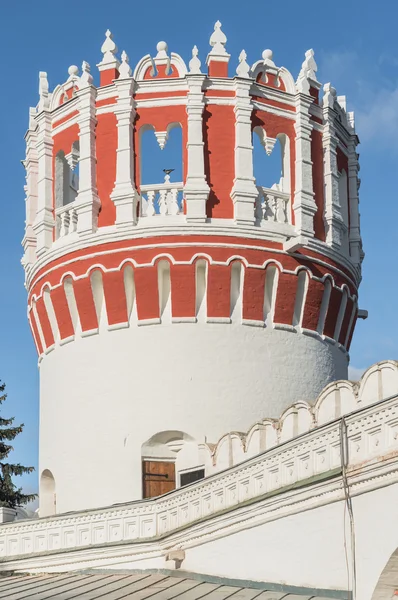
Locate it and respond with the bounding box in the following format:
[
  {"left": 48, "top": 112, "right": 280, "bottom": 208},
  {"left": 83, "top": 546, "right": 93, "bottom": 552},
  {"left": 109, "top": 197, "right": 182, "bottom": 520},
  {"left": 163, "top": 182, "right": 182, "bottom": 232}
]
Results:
[{"left": 22, "top": 24, "right": 363, "bottom": 515}]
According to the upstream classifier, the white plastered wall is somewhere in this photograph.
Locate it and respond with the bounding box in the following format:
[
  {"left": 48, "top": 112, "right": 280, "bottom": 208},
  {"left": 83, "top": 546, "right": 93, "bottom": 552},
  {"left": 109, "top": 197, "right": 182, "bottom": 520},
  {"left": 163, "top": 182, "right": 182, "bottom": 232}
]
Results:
[{"left": 39, "top": 322, "right": 347, "bottom": 513}]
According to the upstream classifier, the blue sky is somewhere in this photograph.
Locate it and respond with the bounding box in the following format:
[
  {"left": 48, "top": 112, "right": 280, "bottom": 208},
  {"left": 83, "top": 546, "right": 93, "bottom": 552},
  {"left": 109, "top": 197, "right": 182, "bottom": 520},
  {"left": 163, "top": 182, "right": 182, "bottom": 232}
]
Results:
[{"left": 0, "top": 0, "right": 396, "bottom": 498}]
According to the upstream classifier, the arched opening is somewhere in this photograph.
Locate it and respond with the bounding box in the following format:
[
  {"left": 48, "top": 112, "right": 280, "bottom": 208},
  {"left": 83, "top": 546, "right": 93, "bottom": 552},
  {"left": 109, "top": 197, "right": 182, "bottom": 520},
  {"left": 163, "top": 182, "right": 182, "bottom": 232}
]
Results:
[
  {"left": 253, "top": 129, "right": 291, "bottom": 225},
  {"left": 157, "top": 260, "right": 171, "bottom": 323},
  {"left": 40, "top": 469, "right": 56, "bottom": 517},
  {"left": 317, "top": 278, "right": 332, "bottom": 335},
  {"left": 292, "top": 270, "right": 309, "bottom": 328},
  {"left": 195, "top": 259, "right": 208, "bottom": 322},
  {"left": 55, "top": 141, "right": 80, "bottom": 238},
  {"left": 139, "top": 125, "right": 184, "bottom": 217},
  {"left": 263, "top": 265, "right": 278, "bottom": 326},
  {"left": 230, "top": 261, "right": 244, "bottom": 322},
  {"left": 141, "top": 431, "right": 203, "bottom": 498}
]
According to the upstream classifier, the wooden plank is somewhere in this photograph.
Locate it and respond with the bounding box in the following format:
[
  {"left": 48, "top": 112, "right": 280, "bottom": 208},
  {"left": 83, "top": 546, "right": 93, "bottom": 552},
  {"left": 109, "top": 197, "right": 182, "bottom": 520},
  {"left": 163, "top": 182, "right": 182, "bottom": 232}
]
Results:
[
  {"left": 13, "top": 574, "right": 119, "bottom": 600},
  {"left": 91, "top": 575, "right": 175, "bottom": 600},
  {"left": 0, "top": 575, "right": 46, "bottom": 589},
  {"left": 1, "top": 573, "right": 83, "bottom": 599},
  {"left": 48, "top": 573, "right": 165, "bottom": 600},
  {"left": 169, "top": 582, "right": 221, "bottom": 600},
  {"left": 126, "top": 579, "right": 202, "bottom": 600},
  {"left": 200, "top": 585, "right": 243, "bottom": 600}
]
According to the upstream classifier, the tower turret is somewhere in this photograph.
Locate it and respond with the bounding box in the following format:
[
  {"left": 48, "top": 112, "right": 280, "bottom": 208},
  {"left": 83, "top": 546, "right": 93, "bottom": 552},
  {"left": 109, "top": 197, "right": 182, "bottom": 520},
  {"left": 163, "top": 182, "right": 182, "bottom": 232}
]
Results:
[{"left": 23, "top": 24, "right": 363, "bottom": 515}]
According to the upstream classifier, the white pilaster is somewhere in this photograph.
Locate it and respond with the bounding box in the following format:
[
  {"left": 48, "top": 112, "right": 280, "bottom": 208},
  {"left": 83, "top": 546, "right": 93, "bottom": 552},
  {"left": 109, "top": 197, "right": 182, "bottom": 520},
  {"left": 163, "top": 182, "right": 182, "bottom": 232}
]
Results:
[
  {"left": 75, "top": 66, "right": 100, "bottom": 235},
  {"left": 292, "top": 92, "right": 317, "bottom": 239},
  {"left": 22, "top": 109, "right": 39, "bottom": 268},
  {"left": 322, "top": 84, "right": 345, "bottom": 249},
  {"left": 347, "top": 137, "right": 362, "bottom": 265},
  {"left": 33, "top": 89, "right": 54, "bottom": 256},
  {"left": 230, "top": 76, "right": 258, "bottom": 225},
  {"left": 184, "top": 74, "right": 209, "bottom": 222},
  {"left": 110, "top": 71, "right": 138, "bottom": 229}
]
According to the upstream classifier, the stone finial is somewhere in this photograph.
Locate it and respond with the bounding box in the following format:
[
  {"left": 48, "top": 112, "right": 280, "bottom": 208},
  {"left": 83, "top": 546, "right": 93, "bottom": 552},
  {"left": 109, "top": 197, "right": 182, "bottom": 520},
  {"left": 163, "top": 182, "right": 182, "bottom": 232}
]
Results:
[
  {"left": 119, "top": 51, "right": 132, "bottom": 78},
  {"left": 296, "top": 49, "right": 319, "bottom": 93},
  {"left": 38, "top": 71, "right": 49, "bottom": 110},
  {"left": 236, "top": 50, "right": 251, "bottom": 78},
  {"left": 209, "top": 20, "right": 228, "bottom": 55},
  {"left": 323, "top": 82, "right": 337, "bottom": 108},
  {"left": 347, "top": 111, "right": 355, "bottom": 131},
  {"left": 262, "top": 49, "right": 276, "bottom": 69},
  {"left": 80, "top": 61, "right": 94, "bottom": 88},
  {"left": 100, "top": 29, "right": 118, "bottom": 63},
  {"left": 189, "top": 46, "right": 202, "bottom": 74},
  {"left": 67, "top": 65, "right": 79, "bottom": 81},
  {"left": 155, "top": 41, "right": 169, "bottom": 59},
  {"left": 337, "top": 95, "right": 347, "bottom": 111}
]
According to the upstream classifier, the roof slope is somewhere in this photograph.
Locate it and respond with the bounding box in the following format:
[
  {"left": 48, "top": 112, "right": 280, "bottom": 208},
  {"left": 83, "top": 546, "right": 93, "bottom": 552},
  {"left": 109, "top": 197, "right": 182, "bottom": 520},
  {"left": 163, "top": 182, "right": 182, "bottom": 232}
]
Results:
[{"left": 0, "top": 572, "right": 347, "bottom": 599}]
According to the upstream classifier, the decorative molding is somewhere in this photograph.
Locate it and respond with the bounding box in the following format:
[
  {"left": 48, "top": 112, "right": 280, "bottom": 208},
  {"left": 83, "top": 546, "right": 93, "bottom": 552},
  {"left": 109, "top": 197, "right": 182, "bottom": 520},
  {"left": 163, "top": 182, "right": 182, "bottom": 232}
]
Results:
[{"left": 1, "top": 392, "right": 398, "bottom": 568}]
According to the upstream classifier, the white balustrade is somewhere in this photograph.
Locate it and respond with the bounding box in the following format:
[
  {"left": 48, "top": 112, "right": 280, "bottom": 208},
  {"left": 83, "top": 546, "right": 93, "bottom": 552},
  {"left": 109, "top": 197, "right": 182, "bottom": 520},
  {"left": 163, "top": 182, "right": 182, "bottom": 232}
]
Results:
[
  {"left": 255, "top": 186, "right": 291, "bottom": 225},
  {"left": 55, "top": 201, "right": 78, "bottom": 239},
  {"left": 0, "top": 394, "right": 397, "bottom": 561},
  {"left": 140, "top": 176, "right": 184, "bottom": 218}
]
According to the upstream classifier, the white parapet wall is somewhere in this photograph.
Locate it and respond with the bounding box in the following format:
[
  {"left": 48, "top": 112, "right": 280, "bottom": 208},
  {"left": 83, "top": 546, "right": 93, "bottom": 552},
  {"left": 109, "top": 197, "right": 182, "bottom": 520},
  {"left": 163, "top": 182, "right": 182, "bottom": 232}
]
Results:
[{"left": 1, "top": 375, "right": 398, "bottom": 599}]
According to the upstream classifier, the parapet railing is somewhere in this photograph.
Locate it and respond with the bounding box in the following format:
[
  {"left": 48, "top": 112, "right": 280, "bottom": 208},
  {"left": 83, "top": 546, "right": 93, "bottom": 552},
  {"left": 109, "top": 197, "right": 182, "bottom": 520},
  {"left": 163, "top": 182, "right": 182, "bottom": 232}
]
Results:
[
  {"left": 0, "top": 394, "right": 396, "bottom": 560},
  {"left": 54, "top": 200, "right": 79, "bottom": 239},
  {"left": 255, "top": 186, "right": 291, "bottom": 225},
  {"left": 140, "top": 181, "right": 185, "bottom": 218}
]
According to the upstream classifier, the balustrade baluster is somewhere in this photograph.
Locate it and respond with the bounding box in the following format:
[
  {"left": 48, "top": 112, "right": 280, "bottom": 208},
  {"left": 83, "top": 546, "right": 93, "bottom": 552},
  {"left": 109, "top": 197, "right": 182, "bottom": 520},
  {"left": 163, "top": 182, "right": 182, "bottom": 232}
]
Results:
[
  {"left": 60, "top": 210, "right": 70, "bottom": 237},
  {"left": 159, "top": 189, "right": 168, "bottom": 216},
  {"left": 254, "top": 190, "right": 263, "bottom": 223},
  {"left": 70, "top": 208, "right": 78, "bottom": 232},
  {"left": 169, "top": 189, "right": 179, "bottom": 216},
  {"left": 145, "top": 191, "right": 156, "bottom": 217}
]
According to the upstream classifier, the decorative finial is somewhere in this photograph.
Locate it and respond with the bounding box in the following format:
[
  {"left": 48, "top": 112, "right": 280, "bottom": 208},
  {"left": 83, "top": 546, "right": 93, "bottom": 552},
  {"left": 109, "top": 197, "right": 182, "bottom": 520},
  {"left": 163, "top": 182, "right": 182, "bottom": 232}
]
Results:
[
  {"left": 189, "top": 45, "right": 202, "bottom": 74},
  {"left": 156, "top": 41, "right": 169, "bottom": 59},
  {"left": 236, "top": 50, "right": 251, "bottom": 78},
  {"left": 68, "top": 65, "right": 79, "bottom": 79},
  {"left": 296, "top": 49, "right": 319, "bottom": 93},
  {"left": 101, "top": 29, "right": 118, "bottom": 62},
  {"left": 38, "top": 72, "right": 49, "bottom": 110},
  {"left": 323, "top": 82, "right": 337, "bottom": 108},
  {"left": 209, "top": 20, "right": 228, "bottom": 55},
  {"left": 80, "top": 61, "right": 93, "bottom": 87},
  {"left": 262, "top": 49, "right": 276, "bottom": 68},
  {"left": 119, "top": 51, "right": 132, "bottom": 78}
]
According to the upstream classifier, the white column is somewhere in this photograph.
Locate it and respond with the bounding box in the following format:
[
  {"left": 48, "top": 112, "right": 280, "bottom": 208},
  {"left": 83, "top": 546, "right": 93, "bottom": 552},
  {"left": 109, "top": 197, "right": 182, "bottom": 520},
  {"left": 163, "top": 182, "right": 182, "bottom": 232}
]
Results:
[
  {"left": 322, "top": 84, "right": 345, "bottom": 249},
  {"left": 110, "top": 77, "right": 137, "bottom": 228},
  {"left": 230, "top": 77, "right": 258, "bottom": 225},
  {"left": 292, "top": 92, "right": 317, "bottom": 240},
  {"left": 75, "top": 81, "right": 100, "bottom": 235},
  {"left": 184, "top": 74, "right": 209, "bottom": 222},
  {"left": 22, "top": 109, "right": 39, "bottom": 268},
  {"left": 33, "top": 108, "right": 54, "bottom": 255},
  {"left": 347, "top": 137, "right": 362, "bottom": 265}
]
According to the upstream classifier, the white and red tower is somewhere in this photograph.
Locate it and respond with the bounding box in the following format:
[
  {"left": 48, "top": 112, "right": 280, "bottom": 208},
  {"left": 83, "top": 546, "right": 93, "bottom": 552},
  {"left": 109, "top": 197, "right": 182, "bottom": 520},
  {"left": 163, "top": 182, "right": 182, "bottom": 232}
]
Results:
[{"left": 23, "top": 24, "right": 363, "bottom": 515}]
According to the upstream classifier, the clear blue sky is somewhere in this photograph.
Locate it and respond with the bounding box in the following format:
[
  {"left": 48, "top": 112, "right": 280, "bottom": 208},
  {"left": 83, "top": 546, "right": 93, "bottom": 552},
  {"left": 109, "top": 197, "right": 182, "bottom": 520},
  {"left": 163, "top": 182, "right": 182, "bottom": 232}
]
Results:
[{"left": 0, "top": 0, "right": 396, "bottom": 498}]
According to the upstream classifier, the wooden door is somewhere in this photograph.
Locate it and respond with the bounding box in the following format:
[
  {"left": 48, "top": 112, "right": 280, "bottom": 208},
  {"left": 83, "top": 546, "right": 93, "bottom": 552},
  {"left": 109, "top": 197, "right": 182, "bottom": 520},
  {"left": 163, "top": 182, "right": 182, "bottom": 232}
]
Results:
[{"left": 142, "top": 461, "right": 176, "bottom": 498}]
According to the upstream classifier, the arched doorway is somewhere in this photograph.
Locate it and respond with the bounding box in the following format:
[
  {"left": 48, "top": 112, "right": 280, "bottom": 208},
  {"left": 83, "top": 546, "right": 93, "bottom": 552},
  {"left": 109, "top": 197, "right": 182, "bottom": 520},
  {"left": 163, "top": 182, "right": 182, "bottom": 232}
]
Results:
[
  {"left": 40, "top": 469, "right": 56, "bottom": 517},
  {"left": 141, "top": 430, "right": 203, "bottom": 498}
]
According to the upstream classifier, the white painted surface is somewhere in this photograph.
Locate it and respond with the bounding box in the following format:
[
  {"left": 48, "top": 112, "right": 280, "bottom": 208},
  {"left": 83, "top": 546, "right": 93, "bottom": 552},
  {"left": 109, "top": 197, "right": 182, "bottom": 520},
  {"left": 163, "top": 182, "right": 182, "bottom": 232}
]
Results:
[{"left": 39, "top": 321, "right": 347, "bottom": 512}]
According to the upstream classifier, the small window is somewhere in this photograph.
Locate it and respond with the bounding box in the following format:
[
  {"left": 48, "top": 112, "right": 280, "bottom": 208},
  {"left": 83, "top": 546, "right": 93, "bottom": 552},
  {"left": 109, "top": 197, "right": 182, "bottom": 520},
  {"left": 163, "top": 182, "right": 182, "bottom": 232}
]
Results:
[{"left": 180, "top": 468, "right": 205, "bottom": 487}]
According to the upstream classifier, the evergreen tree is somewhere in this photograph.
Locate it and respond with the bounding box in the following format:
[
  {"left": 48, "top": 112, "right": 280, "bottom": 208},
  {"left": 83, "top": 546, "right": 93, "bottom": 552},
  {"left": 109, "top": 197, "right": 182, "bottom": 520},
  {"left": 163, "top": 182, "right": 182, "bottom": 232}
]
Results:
[{"left": 0, "top": 381, "right": 36, "bottom": 508}]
